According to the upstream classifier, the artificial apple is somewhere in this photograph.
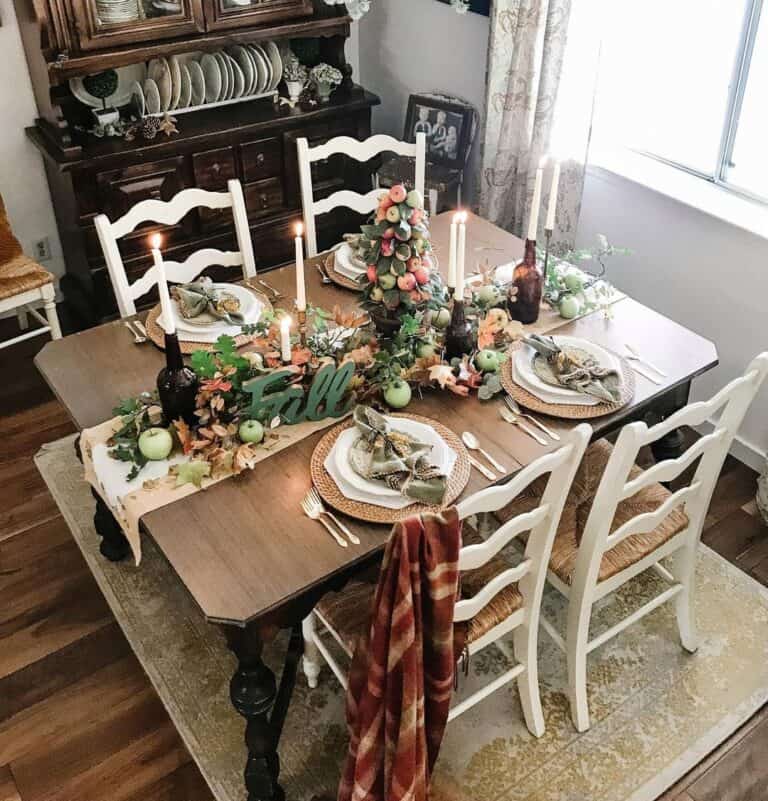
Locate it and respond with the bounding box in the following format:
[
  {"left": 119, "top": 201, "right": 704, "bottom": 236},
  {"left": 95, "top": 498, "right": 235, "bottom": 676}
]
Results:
[
  {"left": 383, "top": 378, "right": 412, "bottom": 409},
  {"left": 421, "top": 254, "right": 434, "bottom": 271},
  {"left": 379, "top": 194, "right": 394, "bottom": 210},
  {"left": 476, "top": 284, "right": 500, "bottom": 305},
  {"left": 413, "top": 267, "right": 429, "bottom": 285},
  {"left": 558, "top": 294, "right": 581, "bottom": 319},
  {"left": 564, "top": 272, "right": 584, "bottom": 293},
  {"left": 385, "top": 205, "right": 401, "bottom": 224},
  {"left": 389, "top": 184, "right": 408, "bottom": 204},
  {"left": 138, "top": 427, "right": 173, "bottom": 461},
  {"left": 417, "top": 341, "right": 437, "bottom": 359},
  {"left": 375, "top": 209, "right": 386, "bottom": 224},
  {"left": 382, "top": 226, "right": 396, "bottom": 240},
  {"left": 238, "top": 419, "right": 264, "bottom": 444},
  {"left": 406, "top": 189, "right": 424, "bottom": 208},
  {"left": 408, "top": 208, "right": 424, "bottom": 226},
  {"left": 432, "top": 306, "right": 451, "bottom": 329},
  {"left": 395, "top": 243, "right": 411, "bottom": 261},
  {"left": 406, "top": 256, "right": 422, "bottom": 272},
  {"left": 475, "top": 349, "right": 501, "bottom": 373},
  {"left": 381, "top": 239, "right": 394, "bottom": 257},
  {"left": 398, "top": 273, "right": 417, "bottom": 291},
  {"left": 370, "top": 286, "right": 384, "bottom": 302},
  {"left": 366, "top": 265, "right": 378, "bottom": 283},
  {"left": 378, "top": 272, "right": 397, "bottom": 290}
]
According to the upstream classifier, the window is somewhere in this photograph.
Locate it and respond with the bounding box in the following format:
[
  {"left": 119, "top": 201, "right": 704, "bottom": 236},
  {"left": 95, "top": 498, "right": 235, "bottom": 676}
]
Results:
[{"left": 592, "top": 0, "right": 768, "bottom": 202}]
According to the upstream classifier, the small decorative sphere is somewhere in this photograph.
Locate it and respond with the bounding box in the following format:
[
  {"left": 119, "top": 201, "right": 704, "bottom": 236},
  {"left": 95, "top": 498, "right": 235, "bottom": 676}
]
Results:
[
  {"left": 389, "top": 184, "right": 408, "bottom": 204},
  {"left": 564, "top": 273, "right": 584, "bottom": 293},
  {"left": 417, "top": 341, "right": 437, "bottom": 359},
  {"left": 475, "top": 349, "right": 501, "bottom": 373},
  {"left": 397, "top": 273, "right": 417, "bottom": 291},
  {"left": 383, "top": 379, "right": 412, "bottom": 409},
  {"left": 385, "top": 205, "right": 401, "bottom": 224},
  {"left": 138, "top": 427, "right": 173, "bottom": 461},
  {"left": 476, "top": 284, "right": 500, "bottom": 305},
  {"left": 558, "top": 294, "right": 581, "bottom": 319},
  {"left": 378, "top": 272, "right": 397, "bottom": 290},
  {"left": 406, "top": 189, "right": 424, "bottom": 208},
  {"left": 432, "top": 307, "right": 451, "bottom": 329}
]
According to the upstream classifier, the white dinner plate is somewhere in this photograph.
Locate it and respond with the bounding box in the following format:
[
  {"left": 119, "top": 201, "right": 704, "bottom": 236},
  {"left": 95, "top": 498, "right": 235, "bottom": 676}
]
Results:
[
  {"left": 248, "top": 44, "right": 270, "bottom": 94},
  {"left": 229, "top": 45, "right": 255, "bottom": 96},
  {"left": 330, "top": 417, "right": 455, "bottom": 500},
  {"left": 177, "top": 62, "right": 192, "bottom": 110},
  {"left": 334, "top": 242, "right": 367, "bottom": 280},
  {"left": 143, "top": 78, "right": 162, "bottom": 114},
  {"left": 201, "top": 54, "right": 222, "bottom": 103},
  {"left": 228, "top": 54, "right": 245, "bottom": 99},
  {"left": 263, "top": 40, "right": 283, "bottom": 91},
  {"left": 514, "top": 366, "right": 600, "bottom": 406},
  {"left": 159, "top": 283, "right": 265, "bottom": 337},
  {"left": 168, "top": 55, "right": 183, "bottom": 110}
]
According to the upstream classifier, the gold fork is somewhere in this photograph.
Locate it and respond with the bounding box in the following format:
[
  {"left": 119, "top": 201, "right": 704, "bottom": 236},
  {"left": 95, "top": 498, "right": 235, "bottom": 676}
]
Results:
[{"left": 301, "top": 490, "right": 349, "bottom": 548}]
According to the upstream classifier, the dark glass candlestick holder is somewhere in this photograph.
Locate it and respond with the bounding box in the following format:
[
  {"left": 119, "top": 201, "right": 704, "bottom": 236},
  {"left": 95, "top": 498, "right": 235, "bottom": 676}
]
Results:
[
  {"left": 444, "top": 298, "right": 474, "bottom": 361},
  {"left": 509, "top": 237, "right": 543, "bottom": 325},
  {"left": 157, "top": 332, "right": 198, "bottom": 425}
]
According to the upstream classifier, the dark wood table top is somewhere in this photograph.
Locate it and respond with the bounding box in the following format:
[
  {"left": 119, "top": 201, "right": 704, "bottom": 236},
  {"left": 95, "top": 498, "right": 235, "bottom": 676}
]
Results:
[{"left": 35, "top": 212, "right": 718, "bottom": 626}]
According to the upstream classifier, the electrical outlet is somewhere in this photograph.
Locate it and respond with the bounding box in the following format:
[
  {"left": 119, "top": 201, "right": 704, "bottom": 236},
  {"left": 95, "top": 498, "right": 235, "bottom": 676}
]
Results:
[{"left": 34, "top": 237, "right": 52, "bottom": 262}]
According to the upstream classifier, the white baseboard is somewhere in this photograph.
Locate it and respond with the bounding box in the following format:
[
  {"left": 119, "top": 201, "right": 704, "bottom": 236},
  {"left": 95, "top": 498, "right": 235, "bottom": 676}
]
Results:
[{"left": 694, "top": 421, "right": 766, "bottom": 474}]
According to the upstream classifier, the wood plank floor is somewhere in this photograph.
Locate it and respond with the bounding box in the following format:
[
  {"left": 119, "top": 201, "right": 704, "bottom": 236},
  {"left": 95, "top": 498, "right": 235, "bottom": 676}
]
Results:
[{"left": 1, "top": 334, "right": 767, "bottom": 800}]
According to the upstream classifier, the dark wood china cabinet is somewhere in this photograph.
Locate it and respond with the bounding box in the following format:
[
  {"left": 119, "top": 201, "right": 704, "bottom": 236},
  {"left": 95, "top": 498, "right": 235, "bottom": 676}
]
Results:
[{"left": 14, "top": 0, "right": 379, "bottom": 325}]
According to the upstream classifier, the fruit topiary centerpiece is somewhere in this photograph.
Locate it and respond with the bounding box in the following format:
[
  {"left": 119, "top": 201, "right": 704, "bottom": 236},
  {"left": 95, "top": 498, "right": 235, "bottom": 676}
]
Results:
[{"left": 357, "top": 183, "right": 444, "bottom": 336}]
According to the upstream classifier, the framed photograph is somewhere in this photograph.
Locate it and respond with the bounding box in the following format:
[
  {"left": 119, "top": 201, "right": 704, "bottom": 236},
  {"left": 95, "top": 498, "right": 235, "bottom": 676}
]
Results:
[
  {"left": 404, "top": 94, "right": 475, "bottom": 168},
  {"left": 436, "top": 0, "right": 490, "bottom": 15}
]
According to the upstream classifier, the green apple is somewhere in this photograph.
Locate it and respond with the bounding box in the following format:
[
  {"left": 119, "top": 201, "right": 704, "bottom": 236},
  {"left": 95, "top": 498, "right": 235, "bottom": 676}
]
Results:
[
  {"left": 432, "top": 306, "right": 451, "bottom": 329},
  {"left": 385, "top": 205, "right": 401, "bottom": 224},
  {"left": 378, "top": 272, "right": 397, "bottom": 290},
  {"left": 370, "top": 286, "right": 384, "bottom": 302},
  {"left": 238, "top": 419, "right": 264, "bottom": 444},
  {"left": 138, "top": 427, "right": 173, "bottom": 461},
  {"left": 558, "top": 294, "right": 581, "bottom": 319},
  {"left": 475, "top": 349, "right": 501, "bottom": 373},
  {"left": 406, "top": 189, "right": 424, "bottom": 208},
  {"left": 476, "top": 284, "right": 500, "bottom": 305},
  {"left": 564, "top": 272, "right": 584, "bottom": 293},
  {"left": 383, "top": 379, "right": 412, "bottom": 409},
  {"left": 417, "top": 341, "right": 437, "bottom": 359}
]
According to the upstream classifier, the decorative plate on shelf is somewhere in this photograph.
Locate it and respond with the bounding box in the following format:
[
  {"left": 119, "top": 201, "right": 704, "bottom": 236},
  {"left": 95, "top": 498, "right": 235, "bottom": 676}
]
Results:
[{"left": 69, "top": 64, "right": 147, "bottom": 109}]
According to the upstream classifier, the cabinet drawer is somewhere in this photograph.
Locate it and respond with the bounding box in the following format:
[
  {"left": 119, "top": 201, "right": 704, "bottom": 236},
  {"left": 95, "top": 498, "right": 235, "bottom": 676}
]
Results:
[
  {"left": 243, "top": 179, "right": 284, "bottom": 220},
  {"left": 193, "top": 147, "right": 237, "bottom": 190},
  {"left": 241, "top": 138, "right": 282, "bottom": 183}
]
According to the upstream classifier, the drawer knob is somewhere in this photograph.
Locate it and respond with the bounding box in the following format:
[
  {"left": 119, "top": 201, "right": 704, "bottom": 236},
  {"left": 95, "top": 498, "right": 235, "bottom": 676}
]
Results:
[
  {"left": 259, "top": 194, "right": 269, "bottom": 208},
  {"left": 256, "top": 153, "right": 265, "bottom": 165},
  {"left": 211, "top": 163, "right": 221, "bottom": 175}
]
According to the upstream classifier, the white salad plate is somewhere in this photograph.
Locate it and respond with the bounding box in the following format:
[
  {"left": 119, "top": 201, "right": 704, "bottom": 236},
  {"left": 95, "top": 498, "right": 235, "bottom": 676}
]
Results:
[{"left": 334, "top": 242, "right": 367, "bottom": 281}]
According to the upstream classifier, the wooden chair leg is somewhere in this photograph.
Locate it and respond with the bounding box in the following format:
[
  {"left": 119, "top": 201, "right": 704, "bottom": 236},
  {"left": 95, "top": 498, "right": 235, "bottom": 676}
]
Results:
[
  {"left": 17, "top": 307, "right": 29, "bottom": 330},
  {"left": 566, "top": 594, "right": 592, "bottom": 732},
  {"left": 43, "top": 296, "right": 62, "bottom": 340},
  {"left": 513, "top": 623, "right": 545, "bottom": 737},
  {"left": 301, "top": 614, "right": 322, "bottom": 689},
  {"left": 672, "top": 545, "right": 699, "bottom": 653}
]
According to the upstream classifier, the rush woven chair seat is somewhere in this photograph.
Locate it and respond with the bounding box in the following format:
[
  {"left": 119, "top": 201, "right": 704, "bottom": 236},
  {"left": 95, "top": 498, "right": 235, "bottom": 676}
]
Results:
[
  {"left": 303, "top": 425, "right": 592, "bottom": 738},
  {"left": 495, "top": 440, "right": 690, "bottom": 586},
  {"left": 315, "top": 525, "right": 525, "bottom": 654},
  {"left": 0, "top": 193, "right": 61, "bottom": 349}
]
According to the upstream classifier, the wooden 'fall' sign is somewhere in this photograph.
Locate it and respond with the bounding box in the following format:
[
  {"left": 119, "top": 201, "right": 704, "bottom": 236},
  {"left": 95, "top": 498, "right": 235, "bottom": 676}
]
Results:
[{"left": 243, "top": 362, "right": 355, "bottom": 425}]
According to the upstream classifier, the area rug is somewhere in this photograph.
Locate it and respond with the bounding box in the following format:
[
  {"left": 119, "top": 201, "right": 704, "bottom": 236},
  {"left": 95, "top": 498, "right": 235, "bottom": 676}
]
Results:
[{"left": 36, "top": 435, "right": 768, "bottom": 801}]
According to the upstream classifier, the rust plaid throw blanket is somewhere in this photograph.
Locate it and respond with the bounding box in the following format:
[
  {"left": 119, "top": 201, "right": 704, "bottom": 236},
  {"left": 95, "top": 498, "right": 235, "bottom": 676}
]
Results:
[{"left": 338, "top": 506, "right": 464, "bottom": 801}]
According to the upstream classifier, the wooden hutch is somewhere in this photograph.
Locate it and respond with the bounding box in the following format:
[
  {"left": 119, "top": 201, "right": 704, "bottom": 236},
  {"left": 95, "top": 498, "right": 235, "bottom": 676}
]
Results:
[{"left": 14, "top": 0, "right": 379, "bottom": 325}]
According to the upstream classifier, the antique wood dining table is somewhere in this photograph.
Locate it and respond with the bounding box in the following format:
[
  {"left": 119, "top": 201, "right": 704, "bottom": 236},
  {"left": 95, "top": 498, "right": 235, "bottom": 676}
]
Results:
[{"left": 35, "top": 212, "right": 718, "bottom": 801}]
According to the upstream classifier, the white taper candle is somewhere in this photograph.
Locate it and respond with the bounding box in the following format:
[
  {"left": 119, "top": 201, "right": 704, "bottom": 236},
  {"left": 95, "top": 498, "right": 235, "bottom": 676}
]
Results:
[
  {"left": 448, "top": 213, "right": 459, "bottom": 289},
  {"left": 150, "top": 234, "right": 175, "bottom": 336},
  {"left": 456, "top": 212, "right": 467, "bottom": 298},
  {"left": 294, "top": 222, "right": 306, "bottom": 312},
  {"left": 546, "top": 161, "right": 561, "bottom": 231},
  {"left": 527, "top": 157, "right": 546, "bottom": 241},
  {"left": 280, "top": 316, "right": 292, "bottom": 363}
]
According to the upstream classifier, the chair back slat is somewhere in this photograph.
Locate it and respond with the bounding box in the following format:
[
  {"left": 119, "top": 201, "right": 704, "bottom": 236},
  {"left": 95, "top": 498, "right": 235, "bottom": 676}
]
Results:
[
  {"left": 94, "top": 179, "right": 256, "bottom": 319},
  {"left": 297, "top": 133, "right": 427, "bottom": 257},
  {"left": 453, "top": 424, "right": 591, "bottom": 629},
  {"left": 575, "top": 353, "right": 768, "bottom": 591}
]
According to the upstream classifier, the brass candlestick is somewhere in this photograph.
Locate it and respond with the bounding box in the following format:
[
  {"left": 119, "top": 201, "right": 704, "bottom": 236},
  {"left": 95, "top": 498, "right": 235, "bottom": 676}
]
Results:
[{"left": 297, "top": 307, "right": 308, "bottom": 347}]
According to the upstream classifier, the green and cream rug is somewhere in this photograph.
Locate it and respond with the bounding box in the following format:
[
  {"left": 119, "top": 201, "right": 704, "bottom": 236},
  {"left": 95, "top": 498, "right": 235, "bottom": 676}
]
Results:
[{"left": 36, "top": 436, "right": 768, "bottom": 801}]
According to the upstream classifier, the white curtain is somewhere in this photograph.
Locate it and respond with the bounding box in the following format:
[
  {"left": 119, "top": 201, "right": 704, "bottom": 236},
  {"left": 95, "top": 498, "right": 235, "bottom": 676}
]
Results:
[{"left": 478, "top": 0, "right": 601, "bottom": 248}]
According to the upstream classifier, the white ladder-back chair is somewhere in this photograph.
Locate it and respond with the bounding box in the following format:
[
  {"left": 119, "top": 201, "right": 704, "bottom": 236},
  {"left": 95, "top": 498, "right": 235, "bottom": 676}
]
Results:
[
  {"left": 94, "top": 179, "right": 256, "bottom": 319},
  {"left": 547, "top": 353, "right": 768, "bottom": 732},
  {"left": 301, "top": 424, "right": 591, "bottom": 737},
  {"left": 297, "top": 133, "right": 426, "bottom": 257}
]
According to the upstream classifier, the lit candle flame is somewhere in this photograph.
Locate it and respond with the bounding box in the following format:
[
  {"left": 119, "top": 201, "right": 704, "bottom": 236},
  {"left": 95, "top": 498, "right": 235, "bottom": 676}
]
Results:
[
  {"left": 539, "top": 156, "right": 548, "bottom": 169},
  {"left": 295, "top": 222, "right": 304, "bottom": 238},
  {"left": 149, "top": 233, "right": 162, "bottom": 251},
  {"left": 453, "top": 211, "right": 463, "bottom": 224}
]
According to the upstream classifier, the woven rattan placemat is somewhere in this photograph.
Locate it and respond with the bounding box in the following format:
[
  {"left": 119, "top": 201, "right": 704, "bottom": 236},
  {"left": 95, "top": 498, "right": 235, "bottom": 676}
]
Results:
[{"left": 310, "top": 413, "right": 471, "bottom": 523}]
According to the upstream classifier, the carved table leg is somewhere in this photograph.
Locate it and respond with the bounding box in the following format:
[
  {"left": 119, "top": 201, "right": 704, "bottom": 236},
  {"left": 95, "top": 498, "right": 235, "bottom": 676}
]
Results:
[
  {"left": 650, "top": 381, "right": 692, "bottom": 463},
  {"left": 74, "top": 434, "right": 131, "bottom": 562},
  {"left": 226, "top": 625, "right": 297, "bottom": 801}
]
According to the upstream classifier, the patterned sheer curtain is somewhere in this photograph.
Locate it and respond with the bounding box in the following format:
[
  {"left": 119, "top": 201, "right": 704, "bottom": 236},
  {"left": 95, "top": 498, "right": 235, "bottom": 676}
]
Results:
[{"left": 478, "top": 0, "right": 600, "bottom": 248}]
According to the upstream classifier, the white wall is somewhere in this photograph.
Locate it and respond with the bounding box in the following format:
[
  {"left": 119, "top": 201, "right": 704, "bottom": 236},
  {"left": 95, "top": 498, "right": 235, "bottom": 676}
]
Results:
[
  {"left": 357, "top": 0, "right": 489, "bottom": 202},
  {"left": 577, "top": 165, "right": 768, "bottom": 467},
  {"left": 0, "top": 0, "right": 65, "bottom": 283}
]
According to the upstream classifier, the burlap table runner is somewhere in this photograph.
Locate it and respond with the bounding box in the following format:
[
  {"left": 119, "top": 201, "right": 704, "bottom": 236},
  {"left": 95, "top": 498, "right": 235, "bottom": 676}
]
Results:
[{"left": 80, "top": 414, "right": 346, "bottom": 564}]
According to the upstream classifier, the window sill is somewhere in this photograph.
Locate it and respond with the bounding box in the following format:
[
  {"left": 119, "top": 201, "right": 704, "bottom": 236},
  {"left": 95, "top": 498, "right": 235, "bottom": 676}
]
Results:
[{"left": 587, "top": 147, "right": 768, "bottom": 243}]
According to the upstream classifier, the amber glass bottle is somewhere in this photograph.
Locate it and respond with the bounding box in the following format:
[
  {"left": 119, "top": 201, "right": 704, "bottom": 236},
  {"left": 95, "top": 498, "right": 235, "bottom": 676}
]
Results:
[{"left": 509, "top": 238, "right": 542, "bottom": 325}]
